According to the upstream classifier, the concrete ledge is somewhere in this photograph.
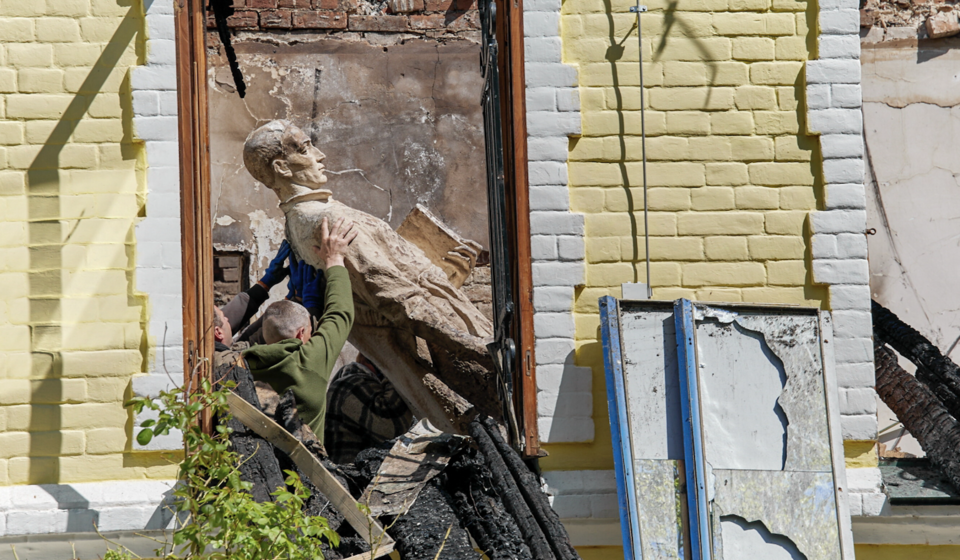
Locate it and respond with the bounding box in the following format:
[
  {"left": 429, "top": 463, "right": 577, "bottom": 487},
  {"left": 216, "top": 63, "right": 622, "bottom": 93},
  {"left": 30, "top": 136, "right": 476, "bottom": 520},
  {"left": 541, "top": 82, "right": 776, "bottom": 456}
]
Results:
[
  {"left": 0, "top": 529, "right": 171, "bottom": 560},
  {"left": 852, "top": 505, "right": 960, "bottom": 545}
]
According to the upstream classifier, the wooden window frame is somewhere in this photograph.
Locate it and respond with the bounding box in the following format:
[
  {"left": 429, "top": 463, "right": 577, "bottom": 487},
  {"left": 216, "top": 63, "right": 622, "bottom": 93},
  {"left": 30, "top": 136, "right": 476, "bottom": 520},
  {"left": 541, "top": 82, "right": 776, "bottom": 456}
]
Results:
[
  {"left": 173, "top": 0, "right": 536, "bottom": 451},
  {"left": 493, "top": 0, "right": 539, "bottom": 457},
  {"left": 174, "top": 0, "right": 214, "bottom": 426}
]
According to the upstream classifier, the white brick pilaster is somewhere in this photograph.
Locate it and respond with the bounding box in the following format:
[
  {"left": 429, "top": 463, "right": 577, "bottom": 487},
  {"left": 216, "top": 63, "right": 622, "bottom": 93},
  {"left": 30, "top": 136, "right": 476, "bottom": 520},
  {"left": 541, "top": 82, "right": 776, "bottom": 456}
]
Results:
[
  {"left": 131, "top": 0, "right": 183, "bottom": 450},
  {"left": 525, "top": 0, "right": 592, "bottom": 443},
  {"left": 807, "top": 0, "right": 879, "bottom": 514}
]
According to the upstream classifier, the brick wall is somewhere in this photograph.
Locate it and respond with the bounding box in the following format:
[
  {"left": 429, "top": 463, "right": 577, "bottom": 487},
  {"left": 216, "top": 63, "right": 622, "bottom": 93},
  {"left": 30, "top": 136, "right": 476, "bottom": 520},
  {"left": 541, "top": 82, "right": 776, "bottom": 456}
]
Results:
[
  {"left": 0, "top": 0, "right": 178, "bottom": 491},
  {"left": 531, "top": 0, "right": 829, "bottom": 472},
  {"left": 808, "top": 0, "right": 881, "bottom": 515},
  {"left": 129, "top": 0, "right": 184, "bottom": 452},
  {"left": 524, "top": 0, "right": 593, "bottom": 445},
  {"left": 205, "top": 0, "right": 479, "bottom": 35}
]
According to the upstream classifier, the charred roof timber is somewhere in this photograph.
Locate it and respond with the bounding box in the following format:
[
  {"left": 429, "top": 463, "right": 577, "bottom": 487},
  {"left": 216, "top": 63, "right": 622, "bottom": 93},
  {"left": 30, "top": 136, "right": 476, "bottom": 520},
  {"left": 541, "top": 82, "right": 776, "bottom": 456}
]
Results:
[{"left": 872, "top": 300, "right": 960, "bottom": 493}]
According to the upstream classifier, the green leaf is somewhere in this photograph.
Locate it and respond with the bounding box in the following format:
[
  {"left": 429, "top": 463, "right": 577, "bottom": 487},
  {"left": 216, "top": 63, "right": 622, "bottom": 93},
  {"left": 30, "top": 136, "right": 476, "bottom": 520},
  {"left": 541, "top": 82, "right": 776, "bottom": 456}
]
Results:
[{"left": 136, "top": 428, "right": 154, "bottom": 446}]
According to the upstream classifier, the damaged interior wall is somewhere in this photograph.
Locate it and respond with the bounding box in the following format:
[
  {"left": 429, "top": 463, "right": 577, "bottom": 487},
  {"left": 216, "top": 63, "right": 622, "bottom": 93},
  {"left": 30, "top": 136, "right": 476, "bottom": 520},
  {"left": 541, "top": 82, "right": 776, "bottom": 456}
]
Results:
[
  {"left": 862, "top": 33, "right": 960, "bottom": 457},
  {"left": 206, "top": 22, "right": 488, "bottom": 302}
]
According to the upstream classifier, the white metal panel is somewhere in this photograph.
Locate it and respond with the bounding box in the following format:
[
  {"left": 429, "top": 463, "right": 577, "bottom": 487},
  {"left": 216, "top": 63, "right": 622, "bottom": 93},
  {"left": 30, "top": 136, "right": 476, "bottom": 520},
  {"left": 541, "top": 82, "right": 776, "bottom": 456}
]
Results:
[{"left": 619, "top": 304, "right": 684, "bottom": 461}]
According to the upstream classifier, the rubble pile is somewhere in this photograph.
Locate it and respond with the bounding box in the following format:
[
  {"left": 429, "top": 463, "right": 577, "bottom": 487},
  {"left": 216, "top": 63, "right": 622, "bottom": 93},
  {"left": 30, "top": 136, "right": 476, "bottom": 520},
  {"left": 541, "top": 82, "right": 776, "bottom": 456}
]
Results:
[
  {"left": 860, "top": 0, "right": 960, "bottom": 38},
  {"left": 217, "top": 361, "right": 581, "bottom": 560}
]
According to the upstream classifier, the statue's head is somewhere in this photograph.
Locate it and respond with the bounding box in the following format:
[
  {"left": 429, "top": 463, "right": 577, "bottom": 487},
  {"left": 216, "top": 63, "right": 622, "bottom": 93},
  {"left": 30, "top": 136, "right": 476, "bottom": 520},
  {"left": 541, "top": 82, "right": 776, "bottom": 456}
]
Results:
[{"left": 243, "top": 120, "right": 328, "bottom": 194}]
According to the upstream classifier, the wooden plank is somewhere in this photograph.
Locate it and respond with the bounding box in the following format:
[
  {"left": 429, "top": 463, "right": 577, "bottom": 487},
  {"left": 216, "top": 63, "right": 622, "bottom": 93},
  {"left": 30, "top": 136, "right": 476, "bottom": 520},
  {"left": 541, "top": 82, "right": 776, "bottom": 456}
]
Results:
[{"left": 226, "top": 393, "right": 395, "bottom": 557}]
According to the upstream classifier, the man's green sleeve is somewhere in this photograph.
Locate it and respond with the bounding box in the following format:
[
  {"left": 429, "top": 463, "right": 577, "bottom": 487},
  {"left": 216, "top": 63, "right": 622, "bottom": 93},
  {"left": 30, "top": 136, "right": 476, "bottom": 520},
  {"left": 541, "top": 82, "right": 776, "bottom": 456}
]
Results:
[{"left": 300, "top": 265, "right": 354, "bottom": 373}]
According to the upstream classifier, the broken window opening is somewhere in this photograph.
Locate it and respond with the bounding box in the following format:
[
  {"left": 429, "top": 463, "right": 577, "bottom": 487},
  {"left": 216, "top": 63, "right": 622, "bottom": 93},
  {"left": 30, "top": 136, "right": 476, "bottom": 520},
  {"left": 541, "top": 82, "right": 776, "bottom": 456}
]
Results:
[{"left": 178, "top": 0, "right": 537, "bottom": 452}]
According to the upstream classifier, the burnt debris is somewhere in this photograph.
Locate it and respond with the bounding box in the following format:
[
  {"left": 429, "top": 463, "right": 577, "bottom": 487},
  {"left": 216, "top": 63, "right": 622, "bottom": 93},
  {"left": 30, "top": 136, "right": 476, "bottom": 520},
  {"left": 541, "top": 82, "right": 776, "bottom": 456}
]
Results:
[
  {"left": 872, "top": 300, "right": 960, "bottom": 491},
  {"left": 217, "top": 358, "right": 581, "bottom": 560}
]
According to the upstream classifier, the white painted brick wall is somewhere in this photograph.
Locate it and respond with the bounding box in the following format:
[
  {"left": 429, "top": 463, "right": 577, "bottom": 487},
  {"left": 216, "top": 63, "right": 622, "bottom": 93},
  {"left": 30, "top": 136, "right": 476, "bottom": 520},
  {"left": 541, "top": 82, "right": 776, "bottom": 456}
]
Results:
[
  {"left": 525, "top": 4, "right": 589, "bottom": 444},
  {"left": 0, "top": 480, "right": 177, "bottom": 537},
  {"left": 130, "top": 0, "right": 183, "bottom": 451},
  {"left": 808, "top": 0, "right": 878, "bottom": 516},
  {"left": 541, "top": 470, "right": 618, "bottom": 519}
]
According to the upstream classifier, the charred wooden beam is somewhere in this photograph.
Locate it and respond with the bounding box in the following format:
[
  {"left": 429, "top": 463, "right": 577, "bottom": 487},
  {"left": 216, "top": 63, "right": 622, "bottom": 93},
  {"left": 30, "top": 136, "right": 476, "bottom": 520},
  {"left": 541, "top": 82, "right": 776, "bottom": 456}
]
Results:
[
  {"left": 446, "top": 446, "right": 534, "bottom": 560},
  {"left": 215, "top": 354, "right": 286, "bottom": 503},
  {"left": 387, "top": 481, "right": 476, "bottom": 560},
  {"left": 468, "top": 420, "right": 556, "bottom": 560},
  {"left": 875, "top": 342, "right": 960, "bottom": 490},
  {"left": 481, "top": 417, "right": 580, "bottom": 560},
  {"left": 872, "top": 300, "right": 960, "bottom": 417}
]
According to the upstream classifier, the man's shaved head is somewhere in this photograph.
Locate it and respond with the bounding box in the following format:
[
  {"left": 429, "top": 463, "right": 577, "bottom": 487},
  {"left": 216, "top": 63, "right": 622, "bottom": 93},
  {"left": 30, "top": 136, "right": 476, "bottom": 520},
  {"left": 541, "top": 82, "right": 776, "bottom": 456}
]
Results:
[{"left": 262, "top": 300, "right": 312, "bottom": 344}]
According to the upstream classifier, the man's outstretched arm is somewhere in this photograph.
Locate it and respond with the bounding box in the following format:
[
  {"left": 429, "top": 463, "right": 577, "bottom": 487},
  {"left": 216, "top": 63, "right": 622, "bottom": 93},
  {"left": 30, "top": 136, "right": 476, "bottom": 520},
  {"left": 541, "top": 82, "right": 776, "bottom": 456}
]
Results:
[{"left": 301, "top": 218, "right": 358, "bottom": 370}]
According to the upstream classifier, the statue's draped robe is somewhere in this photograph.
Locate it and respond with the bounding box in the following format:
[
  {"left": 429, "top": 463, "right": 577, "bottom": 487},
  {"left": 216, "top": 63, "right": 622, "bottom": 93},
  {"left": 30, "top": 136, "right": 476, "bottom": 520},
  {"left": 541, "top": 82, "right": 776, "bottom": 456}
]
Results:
[{"left": 283, "top": 198, "right": 501, "bottom": 426}]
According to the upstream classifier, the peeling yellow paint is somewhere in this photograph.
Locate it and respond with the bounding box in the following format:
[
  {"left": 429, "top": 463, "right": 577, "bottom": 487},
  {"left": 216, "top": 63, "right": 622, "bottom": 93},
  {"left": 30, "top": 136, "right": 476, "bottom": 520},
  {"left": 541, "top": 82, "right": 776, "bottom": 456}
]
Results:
[{"left": 844, "top": 440, "right": 879, "bottom": 469}]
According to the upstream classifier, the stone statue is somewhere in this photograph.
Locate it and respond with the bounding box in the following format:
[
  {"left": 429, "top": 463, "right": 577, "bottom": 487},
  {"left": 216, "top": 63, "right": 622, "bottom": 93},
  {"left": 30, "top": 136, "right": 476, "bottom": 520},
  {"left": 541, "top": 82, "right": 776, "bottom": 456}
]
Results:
[{"left": 242, "top": 120, "right": 501, "bottom": 432}]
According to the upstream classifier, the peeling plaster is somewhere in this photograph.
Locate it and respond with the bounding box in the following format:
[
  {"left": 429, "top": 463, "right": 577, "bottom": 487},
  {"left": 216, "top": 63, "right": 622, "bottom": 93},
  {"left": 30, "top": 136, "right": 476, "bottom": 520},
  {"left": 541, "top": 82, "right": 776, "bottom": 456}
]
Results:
[{"left": 247, "top": 209, "right": 286, "bottom": 273}]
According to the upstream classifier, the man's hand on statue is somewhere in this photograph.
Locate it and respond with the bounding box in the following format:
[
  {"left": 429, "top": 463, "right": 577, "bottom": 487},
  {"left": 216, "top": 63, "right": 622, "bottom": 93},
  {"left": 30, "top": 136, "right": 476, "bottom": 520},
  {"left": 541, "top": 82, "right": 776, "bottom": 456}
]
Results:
[
  {"left": 259, "top": 239, "right": 292, "bottom": 288},
  {"left": 314, "top": 217, "right": 357, "bottom": 269}
]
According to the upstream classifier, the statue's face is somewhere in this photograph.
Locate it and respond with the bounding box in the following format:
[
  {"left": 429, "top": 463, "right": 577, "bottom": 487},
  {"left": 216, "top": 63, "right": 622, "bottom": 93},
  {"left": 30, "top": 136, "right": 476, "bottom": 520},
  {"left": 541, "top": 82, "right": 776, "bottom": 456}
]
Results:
[{"left": 274, "top": 125, "right": 327, "bottom": 188}]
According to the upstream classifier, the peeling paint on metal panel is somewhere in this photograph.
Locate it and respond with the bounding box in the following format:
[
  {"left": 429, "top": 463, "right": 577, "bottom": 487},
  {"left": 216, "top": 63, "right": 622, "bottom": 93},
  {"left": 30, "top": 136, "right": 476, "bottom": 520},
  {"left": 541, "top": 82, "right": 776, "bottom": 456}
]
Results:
[
  {"left": 619, "top": 308, "right": 684, "bottom": 460},
  {"left": 734, "top": 315, "right": 833, "bottom": 473},
  {"left": 713, "top": 469, "right": 841, "bottom": 560},
  {"left": 697, "top": 320, "right": 789, "bottom": 471},
  {"left": 719, "top": 515, "right": 805, "bottom": 560},
  {"left": 633, "top": 459, "right": 684, "bottom": 560}
]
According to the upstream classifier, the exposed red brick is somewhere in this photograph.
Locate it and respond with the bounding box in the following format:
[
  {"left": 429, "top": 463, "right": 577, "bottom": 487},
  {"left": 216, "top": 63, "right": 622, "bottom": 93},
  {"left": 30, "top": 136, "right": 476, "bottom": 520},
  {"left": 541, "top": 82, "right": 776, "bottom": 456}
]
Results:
[
  {"left": 348, "top": 14, "right": 409, "bottom": 31},
  {"left": 409, "top": 13, "right": 445, "bottom": 29},
  {"left": 292, "top": 10, "right": 348, "bottom": 28},
  {"left": 278, "top": 0, "right": 311, "bottom": 7},
  {"left": 456, "top": 0, "right": 477, "bottom": 9},
  {"left": 388, "top": 0, "right": 425, "bottom": 12},
  {"left": 227, "top": 10, "right": 260, "bottom": 27},
  {"left": 447, "top": 10, "right": 478, "bottom": 30},
  {"left": 260, "top": 8, "right": 292, "bottom": 27},
  {"left": 232, "top": 0, "right": 246, "bottom": 7},
  {"left": 314, "top": 0, "right": 340, "bottom": 9},
  {"left": 425, "top": 0, "right": 454, "bottom": 11},
  {"left": 247, "top": 0, "right": 278, "bottom": 7}
]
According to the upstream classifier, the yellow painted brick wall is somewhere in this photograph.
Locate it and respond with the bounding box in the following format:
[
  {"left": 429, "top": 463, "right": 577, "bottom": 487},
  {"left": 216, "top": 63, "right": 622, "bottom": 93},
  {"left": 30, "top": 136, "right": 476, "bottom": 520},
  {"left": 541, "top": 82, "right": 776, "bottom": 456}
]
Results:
[
  {"left": 542, "top": 0, "right": 824, "bottom": 470},
  {"left": 0, "top": 0, "right": 176, "bottom": 485}
]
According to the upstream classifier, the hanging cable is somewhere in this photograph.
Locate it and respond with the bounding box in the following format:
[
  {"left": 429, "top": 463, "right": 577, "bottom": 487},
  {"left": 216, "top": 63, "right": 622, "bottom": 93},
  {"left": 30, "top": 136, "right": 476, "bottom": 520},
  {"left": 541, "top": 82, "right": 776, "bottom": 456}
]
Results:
[{"left": 631, "top": 1, "right": 651, "bottom": 298}]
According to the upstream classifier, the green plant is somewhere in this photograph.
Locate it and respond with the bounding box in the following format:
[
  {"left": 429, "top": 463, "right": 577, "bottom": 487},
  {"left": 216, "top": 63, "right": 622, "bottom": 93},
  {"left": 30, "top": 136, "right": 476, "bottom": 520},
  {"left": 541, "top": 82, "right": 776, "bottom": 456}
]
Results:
[{"left": 122, "top": 378, "right": 339, "bottom": 559}]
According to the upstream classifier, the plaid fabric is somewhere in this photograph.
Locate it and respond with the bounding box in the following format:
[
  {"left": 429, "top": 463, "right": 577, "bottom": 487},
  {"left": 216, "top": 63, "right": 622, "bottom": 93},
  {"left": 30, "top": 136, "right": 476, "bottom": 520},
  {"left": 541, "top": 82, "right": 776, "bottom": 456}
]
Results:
[{"left": 324, "top": 362, "right": 414, "bottom": 464}]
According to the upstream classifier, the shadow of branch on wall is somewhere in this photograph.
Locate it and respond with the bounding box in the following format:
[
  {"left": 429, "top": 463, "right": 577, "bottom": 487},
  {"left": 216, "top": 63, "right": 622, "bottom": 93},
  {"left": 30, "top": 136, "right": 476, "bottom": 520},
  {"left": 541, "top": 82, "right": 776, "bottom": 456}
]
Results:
[{"left": 25, "top": 2, "right": 141, "bottom": 489}]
